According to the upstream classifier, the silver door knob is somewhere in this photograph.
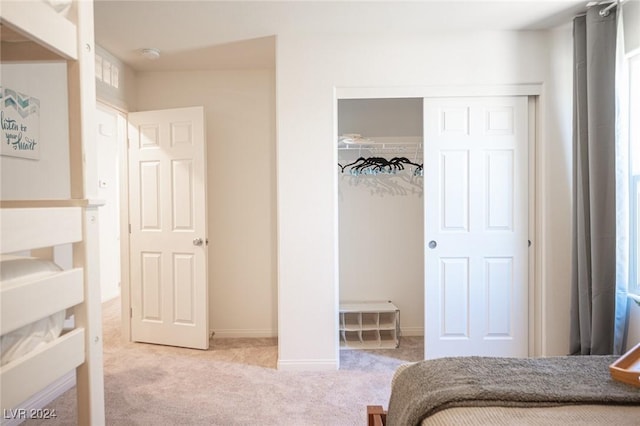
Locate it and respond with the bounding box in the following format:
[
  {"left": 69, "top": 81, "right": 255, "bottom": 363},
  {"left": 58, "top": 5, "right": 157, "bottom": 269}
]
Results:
[
  {"left": 193, "top": 237, "right": 204, "bottom": 246},
  {"left": 428, "top": 240, "right": 437, "bottom": 249}
]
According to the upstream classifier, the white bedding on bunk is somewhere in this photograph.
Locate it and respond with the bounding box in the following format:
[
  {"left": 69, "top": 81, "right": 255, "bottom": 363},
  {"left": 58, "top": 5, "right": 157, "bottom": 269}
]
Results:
[{"left": 0, "top": 256, "right": 66, "bottom": 366}]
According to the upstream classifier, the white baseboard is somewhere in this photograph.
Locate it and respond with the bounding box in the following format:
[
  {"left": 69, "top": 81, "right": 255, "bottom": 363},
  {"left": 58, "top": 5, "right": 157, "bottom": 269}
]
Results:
[
  {"left": 277, "top": 358, "right": 338, "bottom": 371},
  {"left": 211, "top": 327, "right": 422, "bottom": 339},
  {"left": 101, "top": 291, "right": 120, "bottom": 304},
  {"left": 211, "top": 328, "right": 277, "bottom": 338},
  {"left": 400, "top": 326, "right": 424, "bottom": 337},
  {"left": 2, "top": 371, "right": 75, "bottom": 426}
]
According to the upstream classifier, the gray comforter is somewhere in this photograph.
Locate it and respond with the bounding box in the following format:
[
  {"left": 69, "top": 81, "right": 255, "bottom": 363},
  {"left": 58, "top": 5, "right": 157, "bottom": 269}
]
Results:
[{"left": 386, "top": 355, "right": 640, "bottom": 426}]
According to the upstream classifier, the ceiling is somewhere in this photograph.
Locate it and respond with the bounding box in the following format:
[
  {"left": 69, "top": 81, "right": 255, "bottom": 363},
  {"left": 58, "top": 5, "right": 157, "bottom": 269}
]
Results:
[{"left": 94, "top": 0, "right": 590, "bottom": 72}]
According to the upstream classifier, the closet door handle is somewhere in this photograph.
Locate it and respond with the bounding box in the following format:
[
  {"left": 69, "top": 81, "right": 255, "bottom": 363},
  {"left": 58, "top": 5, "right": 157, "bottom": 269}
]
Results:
[
  {"left": 193, "top": 237, "right": 204, "bottom": 246},
  {"left": 428, "top": 240, "right": 437, "bottom": 249}
]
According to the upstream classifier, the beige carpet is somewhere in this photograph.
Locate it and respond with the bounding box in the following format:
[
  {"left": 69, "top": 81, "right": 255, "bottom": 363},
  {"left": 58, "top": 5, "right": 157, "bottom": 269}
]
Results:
[{"left": 25, "top": 298, "right": 423, "bottom": 425}]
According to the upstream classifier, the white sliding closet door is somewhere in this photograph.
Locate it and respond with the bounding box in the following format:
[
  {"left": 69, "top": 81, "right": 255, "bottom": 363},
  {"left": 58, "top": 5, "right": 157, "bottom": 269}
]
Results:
[{"left": 424, "top": 97, "right": 529, "bottom": 359}]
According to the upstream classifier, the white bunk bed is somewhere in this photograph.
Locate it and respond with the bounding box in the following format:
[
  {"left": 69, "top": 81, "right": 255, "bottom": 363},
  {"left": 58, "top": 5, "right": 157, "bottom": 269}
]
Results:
[{"left": 1, "top": 1, "right": 105, "bottom": 424}]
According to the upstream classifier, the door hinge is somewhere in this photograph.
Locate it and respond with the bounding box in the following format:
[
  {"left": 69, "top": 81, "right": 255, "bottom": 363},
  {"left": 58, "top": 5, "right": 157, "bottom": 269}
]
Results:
[
  {"left": 130, "top": 307, "right": 133, "bottom": 318},
  {"left": 129, "top": 224, "right": 131, "bottom": 234}
]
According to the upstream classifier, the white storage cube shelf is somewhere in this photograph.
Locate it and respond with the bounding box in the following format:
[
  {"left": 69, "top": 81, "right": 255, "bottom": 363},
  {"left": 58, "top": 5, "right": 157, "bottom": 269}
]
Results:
[{"left": 339, "top": 302, "right": 400, "bottom": 349}]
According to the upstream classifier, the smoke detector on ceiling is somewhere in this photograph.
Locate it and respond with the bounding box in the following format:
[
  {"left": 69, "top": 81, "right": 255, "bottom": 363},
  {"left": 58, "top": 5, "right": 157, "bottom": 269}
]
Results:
[{"left": 141, "top": 48, "right": 161, "bottom": 60}]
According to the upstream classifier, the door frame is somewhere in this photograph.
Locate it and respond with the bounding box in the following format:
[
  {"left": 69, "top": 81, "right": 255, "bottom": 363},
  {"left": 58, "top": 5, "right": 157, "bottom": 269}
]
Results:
[
  {"left": 94, "top": 100, "right": 132, "bottom": 341},
  {"left": 117, "top": 106, "right": 132, "bottom": 342},
  {"left": 95, "top": 102, "right": 126, "bottom": 303},
  {"left": 334, "top": 84, "right": 543, "bottom": 358}
]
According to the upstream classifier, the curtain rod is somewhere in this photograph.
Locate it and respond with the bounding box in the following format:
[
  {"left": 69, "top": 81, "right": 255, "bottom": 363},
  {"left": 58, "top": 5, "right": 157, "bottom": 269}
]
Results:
[
  {"left": 600, "top": 0, "right": 618, "bottom": 17},
  {"left": 588, "top": 0, "right": 624, "bottom": 17}
]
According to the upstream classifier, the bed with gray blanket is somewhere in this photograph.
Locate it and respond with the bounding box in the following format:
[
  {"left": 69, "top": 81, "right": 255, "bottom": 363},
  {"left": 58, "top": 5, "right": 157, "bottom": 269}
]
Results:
[{"left": 368, "top": 355, "right": 640, "bottom": 426}]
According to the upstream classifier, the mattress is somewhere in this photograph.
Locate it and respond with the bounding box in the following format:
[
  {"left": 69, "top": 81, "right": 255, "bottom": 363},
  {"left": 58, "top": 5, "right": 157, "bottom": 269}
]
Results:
[
  {"left": 422, "top": 404, "right": 640, "bottom": 425},
  {"left": 388, "top": 357, "right": 640, "bottom": 426},
  {"left": 0, "top": 256, "right": 67, "bottom": 366}
]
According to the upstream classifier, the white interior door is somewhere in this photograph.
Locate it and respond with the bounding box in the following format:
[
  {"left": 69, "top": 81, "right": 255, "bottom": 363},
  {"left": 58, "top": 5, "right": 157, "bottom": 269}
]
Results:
[
  {"left": 128, "top": 106, "right": 209, "bottom": 350},
  {"left": 424, "top": 96, "right": 528, "bottom": 359}
]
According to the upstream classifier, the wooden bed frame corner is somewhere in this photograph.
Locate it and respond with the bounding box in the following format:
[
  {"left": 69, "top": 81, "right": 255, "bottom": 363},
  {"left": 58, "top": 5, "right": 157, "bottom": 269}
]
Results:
[{"left": 367, "top": 405, "right": 387, "bottom": 426}]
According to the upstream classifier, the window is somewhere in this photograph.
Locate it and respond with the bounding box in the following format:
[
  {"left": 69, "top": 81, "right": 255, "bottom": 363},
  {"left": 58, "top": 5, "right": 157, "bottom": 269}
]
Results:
[{"left": 629, "top": 53, "right": 640, "bottom": 298}]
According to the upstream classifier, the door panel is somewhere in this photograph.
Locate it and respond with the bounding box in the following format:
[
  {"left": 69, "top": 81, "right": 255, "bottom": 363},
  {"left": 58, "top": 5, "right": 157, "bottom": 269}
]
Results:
[
  {"left": 425, "top": 97, "right": 528, "bottom": 359},
  {"left": 173, "top": 253, "right": 196, "bottom": 324},
  {"left": 128, "top": 106, "right": 208, "bottom": 350},
  {"left": 486, "top": 150, "right": 514, "bottom": 230},
  {"left": 140, "top": 161, "right": 161, "bottom": 229},
  {"left": 440, "top": 150, "right": 469, "bottom": 232},
  {"left": 440, "top": 257, "right": 469, "bottom": 338},
  {"left": 172, "top": 160, "right": 194, "bottom": 230},
  {"left": 141, "top": 251, "right": 162, "bottom": 321},
  {"left": 485, "top": 257, "right": 513, "bottom": 337}
]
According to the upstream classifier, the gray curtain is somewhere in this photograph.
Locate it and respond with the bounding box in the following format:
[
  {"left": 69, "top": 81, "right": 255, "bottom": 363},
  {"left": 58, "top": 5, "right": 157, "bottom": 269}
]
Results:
[{"left": 570, "top": 6, "right": 621, "bottom": 355}]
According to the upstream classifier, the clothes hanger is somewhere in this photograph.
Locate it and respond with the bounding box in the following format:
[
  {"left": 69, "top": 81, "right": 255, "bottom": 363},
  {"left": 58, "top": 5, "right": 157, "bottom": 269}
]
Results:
[
  {"left": 339, "top": 156, "right": 367, "bottom": 173},
  {"left": 340, "top": 155, "right": 423, "bottom": 176},
  {"left": 389, "top": 157, "right": 423, "bottom": 175}
]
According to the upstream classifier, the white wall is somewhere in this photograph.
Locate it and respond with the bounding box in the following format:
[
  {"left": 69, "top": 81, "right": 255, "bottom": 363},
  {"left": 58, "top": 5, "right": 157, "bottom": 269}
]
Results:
[
  {"left": 338, "top": 169, "right": 424, "bottom": 334},
  {"left": 540, "top": 26, "right": 574, "bottom": 356},
  {"left": 1, "top": 63, "right": 70, "bottom": 200},
  {"left": 276, "top": 30, "right": 575, "bottom": 370},
  {"left": 338, "top": 98, "right": 423, "bottom": 137},
  {"left": 135, "top": 69, "right": 277, "bottom": 337}
]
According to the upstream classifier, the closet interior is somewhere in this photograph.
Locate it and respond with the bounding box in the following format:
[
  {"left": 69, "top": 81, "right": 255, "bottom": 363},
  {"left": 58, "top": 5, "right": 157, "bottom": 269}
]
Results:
[{"left": 338, "top": 98, "right": 425, "bottom": 348}]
